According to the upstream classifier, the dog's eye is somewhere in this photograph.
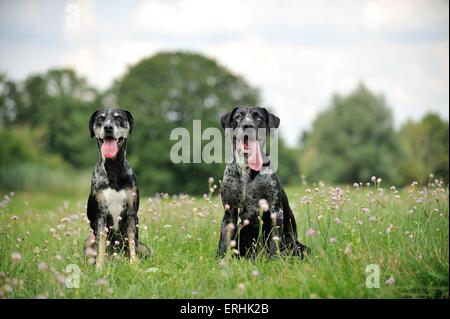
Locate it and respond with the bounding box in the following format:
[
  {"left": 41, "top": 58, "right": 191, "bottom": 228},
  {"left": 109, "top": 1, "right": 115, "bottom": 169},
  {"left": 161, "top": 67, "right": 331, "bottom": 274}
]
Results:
[{"left": 254, "top": 114, "right": 263, "bottom": 122}]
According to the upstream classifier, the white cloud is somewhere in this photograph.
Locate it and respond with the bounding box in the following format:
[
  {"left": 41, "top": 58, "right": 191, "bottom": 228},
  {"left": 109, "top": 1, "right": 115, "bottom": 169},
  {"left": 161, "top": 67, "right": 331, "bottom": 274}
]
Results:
[
  {"left": 0, "top": 0, "right": 448, "bottom": 145},
  {"left": 64, "top": 0, "right": 98, "bottom": 40},
  {"left": 133, "top": 0, "right": 251, "bottom": 36},
  {"left": 64, "top": 41, "right": 160, "bottom": 89}
]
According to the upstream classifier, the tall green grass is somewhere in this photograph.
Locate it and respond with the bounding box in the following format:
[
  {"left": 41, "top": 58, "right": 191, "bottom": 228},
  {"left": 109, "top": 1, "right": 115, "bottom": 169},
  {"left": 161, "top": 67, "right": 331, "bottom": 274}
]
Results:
[
  {"left": 0, "top": 179, "right": 448, "bottom": 298},
  {"left": 0, "top": 126, "right": 90, "bottom": 196},
  {"left": 0, "top": 163, "right": 89, "bottom": 195}
]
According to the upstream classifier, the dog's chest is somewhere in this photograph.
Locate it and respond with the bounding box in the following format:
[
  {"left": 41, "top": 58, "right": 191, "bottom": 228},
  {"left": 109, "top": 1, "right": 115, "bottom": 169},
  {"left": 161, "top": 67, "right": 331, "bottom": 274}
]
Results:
[
  {"left": 101, "top": 188, "right": 127, "bottom": 230},
  {"left": 223, "top": 173, "right": 259, "bottom": 208},
  {"left": 222, "top": 166, "right": 279, "bottom": 214}
]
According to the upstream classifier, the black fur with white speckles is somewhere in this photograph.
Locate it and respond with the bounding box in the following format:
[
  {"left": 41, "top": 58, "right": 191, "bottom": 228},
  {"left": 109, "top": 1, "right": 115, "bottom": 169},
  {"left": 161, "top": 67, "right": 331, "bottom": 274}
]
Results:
[
  {"left": 218, "top": 106, "right": 309, "bottom": 258},
  {"left": 85, "top": 108, "right": 150, "bottom": 259}
]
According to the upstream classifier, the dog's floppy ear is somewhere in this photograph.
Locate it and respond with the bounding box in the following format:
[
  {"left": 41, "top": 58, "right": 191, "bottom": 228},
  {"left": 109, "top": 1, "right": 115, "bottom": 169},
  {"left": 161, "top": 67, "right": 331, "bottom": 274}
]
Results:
[
  {"left": 257, "top": 107, "right": 280, "bottom": 128},
  {"left": 268, "top": 112, "right": 280, "bottom": 129},
  {"left": 220, "top": 106, "right": 239, "bottom": 129},
  {"left": 123, "top": 110, "right": 134, "bottom": 134},
  {"left": 88, "top": 110, "right": 99, "bottom": 138}
]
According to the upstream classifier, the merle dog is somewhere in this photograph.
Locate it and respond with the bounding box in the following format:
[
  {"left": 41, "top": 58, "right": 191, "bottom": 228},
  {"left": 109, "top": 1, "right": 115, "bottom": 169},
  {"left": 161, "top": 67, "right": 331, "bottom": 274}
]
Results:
[
  {"left": 218, "top": 106, "right": 308, "bottom": 258},
  {"left": 85, "top": 108, "right": 150, "bottom": 269}
]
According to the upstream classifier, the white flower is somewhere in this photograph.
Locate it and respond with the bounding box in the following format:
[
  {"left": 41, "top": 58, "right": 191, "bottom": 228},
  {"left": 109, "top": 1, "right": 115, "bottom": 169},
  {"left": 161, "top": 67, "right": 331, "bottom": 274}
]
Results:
[
  {"left": 226, "top": 223, "right": 235, "bottom": 231},
  {"left": 10, "top": 252, "right": 22, "bottom": 263},
  {"left": 145, "top": 267, "right": 159, "bottom": 273},
  {"left": 306, "top": 228, "right": 315, "bottom": 237},
  {"left": 258, "top": 199, "right": 269, "bottom": 212},
  {"left": 95, "top": 279, "right": 108, "bottom": 286},
  {"left": 344, "top": 246, "right": 352, "bottom": 255},
  {"left": 385, "top": 276, "right": 395, "bottom": 286},
  {"left": 38, "top": 262, "right": 47, "bottom": 271},
  {"left": 386, "top": 224, "right": 394, "bottom": 234}
]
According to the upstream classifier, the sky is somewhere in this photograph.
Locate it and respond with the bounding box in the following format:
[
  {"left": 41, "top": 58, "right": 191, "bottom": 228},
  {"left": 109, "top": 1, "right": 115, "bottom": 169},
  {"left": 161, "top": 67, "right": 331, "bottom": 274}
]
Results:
[{"left": 0, "top": 0, "right": 448, "bottom": 145}]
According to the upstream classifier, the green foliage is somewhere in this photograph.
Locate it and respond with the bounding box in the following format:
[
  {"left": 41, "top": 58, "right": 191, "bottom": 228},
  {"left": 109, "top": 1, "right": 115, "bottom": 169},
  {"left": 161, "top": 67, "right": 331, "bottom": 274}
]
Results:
[
  {"left": 300, "top": 83, "right": 403, "bottom": 185},
  {"left": 0, "top": 128, "right": 34, "bottom": 167},
  {"left": 399, "top": 113, "right": 449, "bottom": 184},
  {"left": 0, "top": 127, "right": 89, "bottom": 193},
  {"left": 111, "top": 51, "right": 290, "bottom": 194},
  {"left": 2, "top": 53, "right": 448, "bottom": 193},
  {"left": 18, "top": 69, "right": 98, "bottom": 125},
  {"left": 1, "top": 69, "right": 101, "bottom": 169},
  {"left": 275, "top": 138, "right": 301, "bottom": 185},
  {"left": 0, "top": 163, "right": 89, "bottom": 194},
  {"left": 0, "top": 73, "right": 21, "bottom": 127},
  {"left": 18, "top": 69, "right": 99, "bottom": 167},
  {"left": 0, "top": 52, "right": 299, "bottom": 195}
]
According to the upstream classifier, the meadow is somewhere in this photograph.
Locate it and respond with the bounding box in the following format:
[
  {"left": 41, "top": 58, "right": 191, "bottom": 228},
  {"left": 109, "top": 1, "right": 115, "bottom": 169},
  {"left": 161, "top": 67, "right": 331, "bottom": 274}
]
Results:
[{"left": 0, "top": 177, "right": 448, "bottom": 299}]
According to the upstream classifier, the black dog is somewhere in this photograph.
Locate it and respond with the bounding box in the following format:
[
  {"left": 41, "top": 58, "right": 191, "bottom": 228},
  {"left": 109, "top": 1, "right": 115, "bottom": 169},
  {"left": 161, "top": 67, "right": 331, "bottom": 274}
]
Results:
[
  {"left": 85, "top": 108, "right": 150, "bottom": 269},
  {"left": 218, "top": 106, "right": 308, "bottom": 258}
]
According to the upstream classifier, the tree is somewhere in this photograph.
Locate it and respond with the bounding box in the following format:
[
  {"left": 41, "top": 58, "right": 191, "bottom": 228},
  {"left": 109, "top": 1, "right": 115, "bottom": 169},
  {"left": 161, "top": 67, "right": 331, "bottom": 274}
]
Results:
[
  {"left": 2, "top": 52, "right": 301, "bottom": 194},
  {"left": 108, "top": 52, "right": 259, "bottom": 194},
  {"left": 399, "top": 113, "right": 449, "bottom": 184},
  {"left": 109, "top": 51, "right": 298, "bottom": 194},
  {"left": 17, "top": 69, "right": 100, "bottom": 167},
  {"left": 299, "top": 83, "right": 402, "bottom": 185},
  {"left": 0, "top": 73, "right": 21, "bottom": 127}
]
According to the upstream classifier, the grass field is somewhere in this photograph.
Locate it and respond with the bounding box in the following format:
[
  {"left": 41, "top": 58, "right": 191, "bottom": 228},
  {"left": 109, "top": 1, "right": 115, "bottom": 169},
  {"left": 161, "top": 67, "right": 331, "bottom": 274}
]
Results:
[{"left": 0, "top": 178, "right": 448, "bottom": 299}]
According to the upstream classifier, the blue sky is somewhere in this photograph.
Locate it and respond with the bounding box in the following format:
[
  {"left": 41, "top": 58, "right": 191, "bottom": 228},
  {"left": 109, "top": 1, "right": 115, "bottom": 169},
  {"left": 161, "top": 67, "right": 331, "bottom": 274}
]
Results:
[{"left": 0, "top": 0, "right": 448, "bottom": 145}]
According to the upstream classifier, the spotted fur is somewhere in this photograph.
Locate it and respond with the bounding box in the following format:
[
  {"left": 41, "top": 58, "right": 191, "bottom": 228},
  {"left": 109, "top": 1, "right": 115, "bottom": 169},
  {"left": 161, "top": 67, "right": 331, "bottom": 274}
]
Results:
[
  {"left": 218, "top": 106, "right": 309, "bottom": 258},
  {"left": 85, "top": 108, "right": 150, "bottom": 268}
]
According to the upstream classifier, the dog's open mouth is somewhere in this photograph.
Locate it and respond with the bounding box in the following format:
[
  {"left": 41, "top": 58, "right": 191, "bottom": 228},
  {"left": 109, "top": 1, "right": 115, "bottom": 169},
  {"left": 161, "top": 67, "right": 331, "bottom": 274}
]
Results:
[
  {"left": 237, "top": 136, "right": 263, "bottom": 171},
  {"left": 100, "top": 137, "right": 124, "bottom": 159},
  {"left": 242, "top": 136, "right": 250, "bottom": 155}
]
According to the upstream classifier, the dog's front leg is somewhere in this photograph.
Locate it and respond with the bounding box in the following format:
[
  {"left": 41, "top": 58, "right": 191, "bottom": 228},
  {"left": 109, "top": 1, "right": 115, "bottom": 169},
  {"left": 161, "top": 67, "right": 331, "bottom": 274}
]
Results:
[
  {"left": 96, "top": 216, "right": 107, "bottom": 270},
  {"left": 127, "top": 218, "right": 138, "bottom": 264},
  {"left": 217, "top": 207, "right": 238, "bottom": 258},
  {"left": 262, "top": 208, "right": 284, "bottom": 257}
]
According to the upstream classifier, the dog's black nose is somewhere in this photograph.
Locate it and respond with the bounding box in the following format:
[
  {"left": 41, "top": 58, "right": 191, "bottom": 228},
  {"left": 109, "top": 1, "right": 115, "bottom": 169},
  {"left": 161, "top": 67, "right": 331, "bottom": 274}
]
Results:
[
  {"left": 104, "top": 125, "right": 113, "bottom": 134},
  {"left": 243, "top": 124, "right": 255, "bottom": 130}
]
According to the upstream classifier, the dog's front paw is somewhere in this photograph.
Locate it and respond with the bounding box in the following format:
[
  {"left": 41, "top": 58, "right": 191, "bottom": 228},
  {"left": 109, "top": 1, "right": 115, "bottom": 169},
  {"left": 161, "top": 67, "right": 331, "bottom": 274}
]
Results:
[
  {"left": 137, "top": 242, "right": 152, "bottom": 259},
  {"left": 296, "top": 242, "right": 310, "bottom": 259}
]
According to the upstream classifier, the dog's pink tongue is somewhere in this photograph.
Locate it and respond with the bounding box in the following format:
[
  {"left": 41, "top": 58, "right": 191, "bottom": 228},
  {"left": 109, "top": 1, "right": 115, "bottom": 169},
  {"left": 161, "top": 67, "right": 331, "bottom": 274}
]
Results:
[
  {"left": 101, "top": 138, "right": 118, "bottom": 158},
  {"left": 248, "top": 140, "right": 263, "bottom": 171}
]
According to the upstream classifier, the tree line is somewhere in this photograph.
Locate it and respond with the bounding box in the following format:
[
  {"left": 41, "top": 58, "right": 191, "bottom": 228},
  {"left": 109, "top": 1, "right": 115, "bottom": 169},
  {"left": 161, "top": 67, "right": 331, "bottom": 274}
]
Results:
[{"left": 0, "top": 52, "right": 448, "bottom": 194}]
